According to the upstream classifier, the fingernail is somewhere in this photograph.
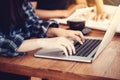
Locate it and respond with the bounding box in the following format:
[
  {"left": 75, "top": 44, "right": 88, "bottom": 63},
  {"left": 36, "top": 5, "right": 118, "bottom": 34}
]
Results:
[
  {"left": 81, "top": 42, "right": 83, "bottom": 45},
  {"left": 82, "top": 38, "right": 85, "bottom": 43},
  {"left": 74, "top": 51, "right": 76, "bottom": 54},
  {"left": 70, "top": 53, "right": 72, "bottom": 56}
]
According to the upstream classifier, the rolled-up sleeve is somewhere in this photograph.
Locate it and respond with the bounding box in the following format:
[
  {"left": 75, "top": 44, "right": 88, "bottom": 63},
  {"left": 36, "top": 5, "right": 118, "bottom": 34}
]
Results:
[
  {"left": 23, "top": 1, "right": 59, "bottom": 38},
  {"left": 0, "top": 34, "right": 25, "bottom": 57}
]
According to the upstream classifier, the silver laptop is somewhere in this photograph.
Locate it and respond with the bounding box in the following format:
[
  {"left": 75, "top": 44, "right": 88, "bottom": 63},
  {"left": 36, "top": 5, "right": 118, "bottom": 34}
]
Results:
[{"left": 34, "top": 5, "right": 120, "bottom": 62}]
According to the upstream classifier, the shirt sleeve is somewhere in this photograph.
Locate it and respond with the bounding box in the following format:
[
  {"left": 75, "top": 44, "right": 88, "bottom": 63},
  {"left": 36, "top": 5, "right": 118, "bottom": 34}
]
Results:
[
  {"left": 23, "top": 1, "right": 59, "bottom": 38},
  {"left": 0, "top": 34, "right": 26, "bottom": 57},
  {"left": 0, "top": 1, "right": 59, "bottom": 57}
]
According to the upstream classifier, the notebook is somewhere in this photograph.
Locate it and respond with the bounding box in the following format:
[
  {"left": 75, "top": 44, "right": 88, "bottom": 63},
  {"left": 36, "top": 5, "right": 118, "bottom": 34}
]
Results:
[
  {"left": 51, "top": 5, "right": 120, "bottom": 33},
  {"left": 34, "top": 5, "right": 120, "bottom": 62}
]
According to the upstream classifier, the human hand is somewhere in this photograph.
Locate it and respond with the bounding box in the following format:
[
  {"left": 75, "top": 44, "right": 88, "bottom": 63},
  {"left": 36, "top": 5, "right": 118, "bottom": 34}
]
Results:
[
  {"left": 52, "top": 28, "right": 85, "bottom": 44},
  {"left": 93, "top": 0, "right": 110, "bottom": 21},
  {"left": 38, "top": 37, "right": 75, "bottom": 56},
  {"left": 93, "top": 10, "right": 110, "bottom": 21}
]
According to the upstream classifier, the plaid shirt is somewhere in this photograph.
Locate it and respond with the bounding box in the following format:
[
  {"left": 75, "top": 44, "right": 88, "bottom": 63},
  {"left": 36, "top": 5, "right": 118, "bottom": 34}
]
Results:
[{"left": 0, "top": 1, "right": 59, "bottom": 57}]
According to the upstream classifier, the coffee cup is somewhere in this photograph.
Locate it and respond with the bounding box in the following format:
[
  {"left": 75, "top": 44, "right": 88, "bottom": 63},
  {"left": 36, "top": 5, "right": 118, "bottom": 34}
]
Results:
[{"left": 67, "top": 19, "right": 85, "bottom": 31}]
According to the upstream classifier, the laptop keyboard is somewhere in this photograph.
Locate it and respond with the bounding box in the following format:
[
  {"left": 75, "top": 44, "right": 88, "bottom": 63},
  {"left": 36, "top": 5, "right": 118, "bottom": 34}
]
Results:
[{"left": 73, "top": 39, "right": 102, "bottom": 57}]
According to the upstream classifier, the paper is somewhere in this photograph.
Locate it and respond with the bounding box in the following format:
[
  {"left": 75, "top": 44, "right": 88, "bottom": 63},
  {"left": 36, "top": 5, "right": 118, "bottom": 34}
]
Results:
[{"left": 51, "top": 5, "right": 120, "bottom": 33}]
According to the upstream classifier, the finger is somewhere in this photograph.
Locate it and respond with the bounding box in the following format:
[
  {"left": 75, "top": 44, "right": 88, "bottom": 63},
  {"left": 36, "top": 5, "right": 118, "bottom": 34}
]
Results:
[
  {"left": 59, "top": 45, "right": 68, "bottom": 56},
  {"left": 96, "top": 15, "right": 101, "bottom": 21},
  {"left": 64, "top": 43, "right": 72, "bottom": 56},
  {"left": 101, "top": 12, "right": 110, "bottom": 20},
  {"left": 60, "top": 37, "right": 75, "bottom": 55},
  {"left": 76, "top": 31, "right": 85, "bottom": 42},
  {"left": 105, "top": 14, "right": 110, "bottom": 20},
  {"left": 92, "top": 16, "right": 96, "bottom": 21},
  {"left": 92, "top": 15, "right": 97, "bottom": 21},
  {"left": 66, "top": 38, "right": 76, "bottom": 54},
  {"left": 101, "top": 15, "right": 105, "bottom": 20},
  {"left": 101, "top": 14, "right": 107, "bottom": 20},
  {"left": 67, "top": 40, "right": 76, "bottom": 54},
  {"left": 72, "top": 34, "right": 83, "bottom": 45},
  {"left": 61, "top": 41, "right": 74, "bottom": 56},
  {"left": 73, "top": 31, "right": 85, "bottom": 43},
  {"left": 106, "top": 14, "right": 110, "bottom": 19}
]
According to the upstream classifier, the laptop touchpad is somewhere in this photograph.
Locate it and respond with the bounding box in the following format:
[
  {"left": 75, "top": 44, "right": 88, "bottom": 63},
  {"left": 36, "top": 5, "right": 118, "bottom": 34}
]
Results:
[{"left": 35, "top": 48, "right": 64, "bottom": 57}]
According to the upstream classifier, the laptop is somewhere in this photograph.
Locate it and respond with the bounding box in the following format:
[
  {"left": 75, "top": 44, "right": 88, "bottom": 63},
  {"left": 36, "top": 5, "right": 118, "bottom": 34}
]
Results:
[{"left": 34, "top": 5, "right": 120, "bottom": 62}]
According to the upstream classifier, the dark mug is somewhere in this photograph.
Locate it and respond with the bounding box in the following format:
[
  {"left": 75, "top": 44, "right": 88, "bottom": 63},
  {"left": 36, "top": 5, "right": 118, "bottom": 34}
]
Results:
[{"left": 67, "top": 20, "right": 85, "bottom": 31}]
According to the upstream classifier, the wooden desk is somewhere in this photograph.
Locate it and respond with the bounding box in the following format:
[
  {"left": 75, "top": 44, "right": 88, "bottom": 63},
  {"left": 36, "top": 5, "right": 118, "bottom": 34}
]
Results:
[{"left": 0, "top": 28, "right": 120, "bottom": 80}]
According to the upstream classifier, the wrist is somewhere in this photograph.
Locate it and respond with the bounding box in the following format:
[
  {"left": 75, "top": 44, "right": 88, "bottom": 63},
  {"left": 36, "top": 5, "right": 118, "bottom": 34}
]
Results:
[
  {"left": 96, "top": 8, "right": 105, "bottom": 14},
  {"left": 46, "top": 28, "right": 58, "bottom": 37}
]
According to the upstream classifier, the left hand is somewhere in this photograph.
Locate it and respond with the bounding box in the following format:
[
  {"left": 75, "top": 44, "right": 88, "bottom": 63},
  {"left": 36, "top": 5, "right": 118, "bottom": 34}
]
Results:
[{"left": 48, "top": 28, "right": 85, "bottom": 44}]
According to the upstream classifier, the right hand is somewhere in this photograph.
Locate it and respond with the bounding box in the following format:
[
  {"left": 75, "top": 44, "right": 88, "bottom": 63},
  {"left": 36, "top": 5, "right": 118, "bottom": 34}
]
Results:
[
  {"left": 93, "top": 11, "right": 110, "bottom": 21},
  {"left": 38, "top": 37, "right": 75, "bottom": 56}
]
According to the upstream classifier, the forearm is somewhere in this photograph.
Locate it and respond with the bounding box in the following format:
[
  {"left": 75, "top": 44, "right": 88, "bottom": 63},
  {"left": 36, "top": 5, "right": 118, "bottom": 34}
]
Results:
[
  {"left": 17, "top": 38, "right": 59, "bottom": 52},
  {"left": 46, "top": 28, "right": 66, "bottom": 37},
  {"left": 17, "top": 29, "right": 63, "bottom": 52},
  {"left": 94, "top": 0, "right": 104, "bottom": 13},
  {"left": 46, "top": 28, "right": 59, "bottom": 37},
  {"left": 17, "top": 39, "right": 42, "bottom": 52},
  {"left": 35, "top": 9, "right": 70, "bottom": 19}
]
